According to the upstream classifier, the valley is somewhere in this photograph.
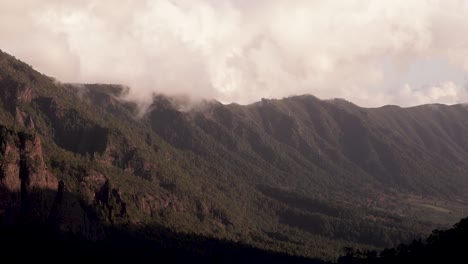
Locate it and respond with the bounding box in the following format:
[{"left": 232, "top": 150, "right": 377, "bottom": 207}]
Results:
[{"left": 1, "top": 49, "right": 468, "bottom": 261}]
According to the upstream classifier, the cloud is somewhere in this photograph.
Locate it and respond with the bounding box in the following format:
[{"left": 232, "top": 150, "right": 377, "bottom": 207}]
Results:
[
  {"left": 396, "top": 82, "right": 468, "bottom": 106},
  {"left": 1, "top": 0, "right": 468, "bottom": 106}
]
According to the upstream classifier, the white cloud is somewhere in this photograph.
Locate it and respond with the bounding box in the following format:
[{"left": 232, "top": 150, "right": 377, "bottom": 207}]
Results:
[
  {"left": 396, "top": 82, "right": 468, "bottom": 106},
  {"left": 1, "top": 0, "right": 468, "bottom": 106}
]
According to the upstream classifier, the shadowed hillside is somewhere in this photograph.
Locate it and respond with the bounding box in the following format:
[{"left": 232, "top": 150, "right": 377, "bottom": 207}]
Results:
[
  {"left": 338, "top": 217, "right": 468, "bottom": 264},
  {"left": 0, "top": 187, "right": 325, "bottom": 264}
]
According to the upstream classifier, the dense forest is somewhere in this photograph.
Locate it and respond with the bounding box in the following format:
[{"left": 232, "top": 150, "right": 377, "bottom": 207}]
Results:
[{"left": 1, "top": 49, "right": 467, "bottom": 261}]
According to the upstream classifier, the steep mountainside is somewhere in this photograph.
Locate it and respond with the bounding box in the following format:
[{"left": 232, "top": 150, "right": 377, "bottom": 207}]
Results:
[{"left": 1, "top": 49, "right": 467, "bottom": 260}]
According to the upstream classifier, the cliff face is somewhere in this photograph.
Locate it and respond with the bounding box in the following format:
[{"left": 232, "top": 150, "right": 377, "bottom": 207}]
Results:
[
  {"left": 0, "top": 126, "right": 129, "bottom": 238},
  {"left": 0, "top": 126, "right": 57, "bottom": 223}
]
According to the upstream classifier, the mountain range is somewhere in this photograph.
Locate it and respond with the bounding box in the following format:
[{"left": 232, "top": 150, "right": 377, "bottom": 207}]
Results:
[{"left": 1, "top": 49, "right": 467, "bottom": 261}]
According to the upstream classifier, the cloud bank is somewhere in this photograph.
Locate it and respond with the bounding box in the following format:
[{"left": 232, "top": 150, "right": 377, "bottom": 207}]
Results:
[{"left": 1, "top": 0, "right": 468, "bottom": 106}]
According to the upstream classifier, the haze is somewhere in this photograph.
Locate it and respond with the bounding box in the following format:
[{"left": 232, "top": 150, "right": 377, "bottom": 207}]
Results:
[{"left": 1, "top": 0, "right": 468, "bottom": 106}]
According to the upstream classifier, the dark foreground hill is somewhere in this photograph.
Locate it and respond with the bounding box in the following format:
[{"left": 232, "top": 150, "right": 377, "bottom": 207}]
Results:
[
  {"left": 338, "top": 217, "right": 468, "bottom": 264},
  {"left": 1, "top": 49, "right": 468, "bottom": 261}
]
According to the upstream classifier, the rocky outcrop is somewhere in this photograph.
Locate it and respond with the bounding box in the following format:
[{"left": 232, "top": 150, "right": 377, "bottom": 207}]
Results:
[
  {"left": 94, "top": 179, "right": 128, "bottom": 223},
  {"left": 95, "top": 135, "right": 157, "bottom": 180},
  {"left": 0, "top": 126, "right": 58, "bottom": 223},
  {"left": 0, "top": 129, "right": 130, "bottom": 236},
  {"left": 132, "top": 192, "right": 186, "bottom": 218},
  {"left": 16, "top": 85, "right": 33, "bottom": 103},
  {"left": 196, "top": 200, "right": 209, "bottom": 221},
  {"left": 14, "top": 107, "right": 35, "bottom": 129}
]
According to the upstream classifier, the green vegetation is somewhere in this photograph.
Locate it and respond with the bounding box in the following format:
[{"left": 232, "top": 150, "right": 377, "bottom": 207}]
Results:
[
  {"left": 1, "top": 49, "right": 468, "bottom": 261},
  {"left": 339, "top": 217, "right": 468, "bottom": 263}
]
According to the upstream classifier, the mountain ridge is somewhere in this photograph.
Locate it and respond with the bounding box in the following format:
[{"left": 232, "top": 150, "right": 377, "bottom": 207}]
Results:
[{"left": 1, "top": 49, "right": 468, "bottom": 260}]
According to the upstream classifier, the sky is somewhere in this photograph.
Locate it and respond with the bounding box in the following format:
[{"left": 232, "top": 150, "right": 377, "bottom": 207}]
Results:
[{"left": 1, "top": 0, "right": 468, "bottom": 107}]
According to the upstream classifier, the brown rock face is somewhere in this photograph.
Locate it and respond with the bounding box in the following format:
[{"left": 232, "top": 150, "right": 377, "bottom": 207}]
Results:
[
  {"left": 132, "top": 192, "right": 186, "bottom": 218},
  {"left": 0, "top": 127, "right": 58, "bottom": 223},
  {"left": 16, "top": 85, "right": 33, "bottom": 103},
  {"left": 1, "top": 136, "right": 21, "bottom": 192},
  {"left": 14, "top": 108, "right": 35, "bottom": 129},
  {"left": 19, "top": 132, "right": 58, "bottom": 191}
]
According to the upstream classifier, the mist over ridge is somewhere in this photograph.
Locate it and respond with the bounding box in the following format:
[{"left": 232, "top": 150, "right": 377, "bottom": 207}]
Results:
[{"left": 2, "top": 0, "right": 468, "bottom": 107}]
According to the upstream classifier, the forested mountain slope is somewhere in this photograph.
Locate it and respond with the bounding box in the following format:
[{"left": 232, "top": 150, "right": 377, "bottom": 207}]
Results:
[{"left": 1, "top": 49, "right": 467, "bottom": 260}]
